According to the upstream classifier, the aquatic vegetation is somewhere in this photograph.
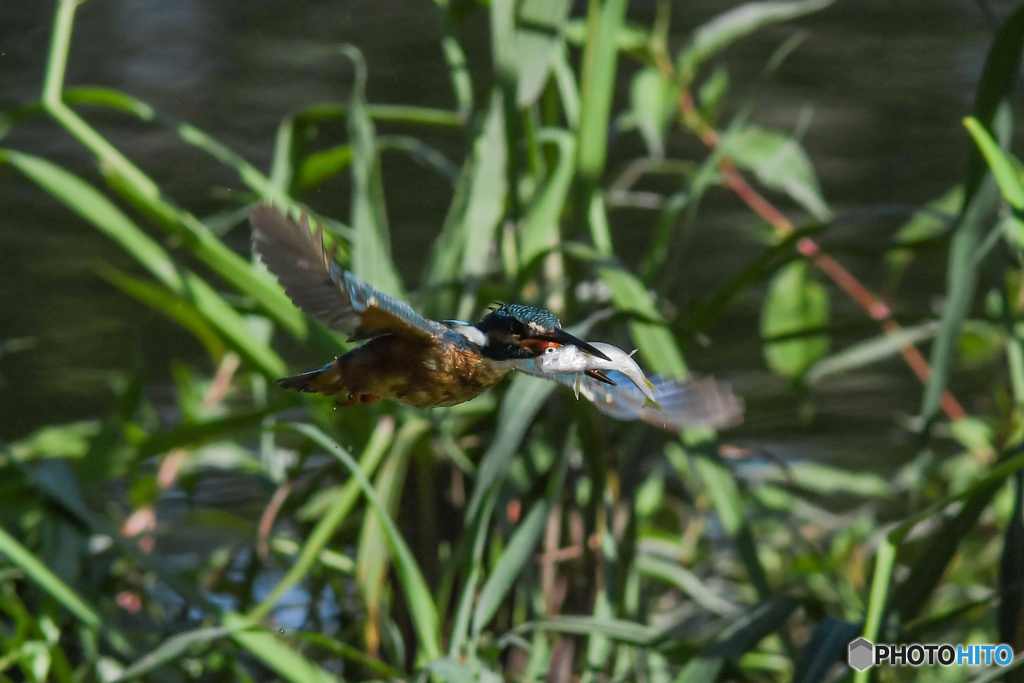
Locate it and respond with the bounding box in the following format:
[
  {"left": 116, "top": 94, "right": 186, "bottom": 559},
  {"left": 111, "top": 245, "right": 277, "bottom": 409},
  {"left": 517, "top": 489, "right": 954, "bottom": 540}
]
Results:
[{"left": 2, "top": 1, "right": 1024, "bottom": 682}]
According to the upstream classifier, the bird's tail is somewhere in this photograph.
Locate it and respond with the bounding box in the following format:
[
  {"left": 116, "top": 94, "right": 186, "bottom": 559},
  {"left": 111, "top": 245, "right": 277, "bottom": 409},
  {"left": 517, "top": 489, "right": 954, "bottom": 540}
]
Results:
[{"left": 275, "top": 362, "right": 342, "bottom": 394}]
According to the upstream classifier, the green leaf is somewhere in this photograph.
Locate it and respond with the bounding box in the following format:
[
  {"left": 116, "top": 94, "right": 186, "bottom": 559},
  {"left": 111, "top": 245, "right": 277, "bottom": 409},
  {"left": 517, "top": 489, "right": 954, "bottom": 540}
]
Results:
[
  {"left": 676, "top": 0, "right": 834, "bottom": 82},
  {"left": 112, "top": 627, "right": 236, "bottom": 683},
  {"left": 697, "top": 66, "right": 730, "bottom": 124},
  {"left": 441, "top": 35, "right": 473, "bottom": 121},
  {"left": 921, "top": 2, "right": 1024, "bottom": 422},
  {"left": 99, "top": 267, "right": 227, "bottom": 362},
  {"left": 520, "top": 128, "right": 575, "bottom": 268},
  {"left": 0, "top": 149, "right": 285, "bottom": 377},
  {"left": 964, "top": 115, "right": 1024, "bottom": 208},
  {"left": 357, "top": 421, "right": 425, "bottom": 643},
  {"left": 723, "top": 125, "right": 831, "bottom": 220},
  {"left": 0, "top": 528, "right": 96, "bottom": 626},
  {"left": 999, "top": 474, "right": 1024, "bottom": 646},
  {"left": 472, "top": 502, "right": 548, "bottom": 637},
  {"left": 515, "top": 0, "right": 573, "bottom": 106},
  {"left": 342, "top": 45, "right": 406, "bottom": 300},
  {"left": 224, "top": 615, "right": 339, "bottom": 683},
  {"left": 761, "top": 260, "right": 830, "bottom": 379},
  {"left": 672, "top": 656, "right": 723, "bottom": 683},
  {"left": 586, "top": 194, "right": 690, "bottom": 378},
  {"left": 0, "top": 525, "right": 126, "bottom": 656},
  {"left": 792, "top": 618, "right": 861, "bottom": 683},
  {"left": 456, "top": 91, "right": 507, "bottom": 318},
  {"left": 636, "top": 554, "right": 739, "bottom": 616},
  {"left": 691, "top": 450, "right": 771, "bottom": 598},
  {"left": 805, "top": 321, "right": 939, "bottom": 385},
  {"left": 296, "top": 144, "right": 353, "bottom": 191},
  {"left": 513, "top": 616, "right": 657, "bottom": 646},
  {"left": 248, "top": 418, "right": 394, "bottom": 623},
  {"left": 630, "top": 67, "right": 675, "bottom": 158},
  {"left": 703, "top": 596, "right": 800, "bottom": 656},
  {"left": 577, "top": 0, "right": 629, "bottom": 186},
  {"left": 466, "top": 374, "right": 555, "bottom": 520},
  {"left": 420, "top": 657, "right": 476, "bottom": 683},
  {"left": 6, "top": 422, "right": 100, "bottom": 462},
  {"left": 285, "top": 423, "right": 441, "bottom": 661}
]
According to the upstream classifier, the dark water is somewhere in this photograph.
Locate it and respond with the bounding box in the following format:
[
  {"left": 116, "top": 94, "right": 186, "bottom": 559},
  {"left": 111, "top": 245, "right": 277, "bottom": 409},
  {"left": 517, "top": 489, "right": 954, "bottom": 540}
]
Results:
[{"left": 0, "top": 0, "right": 1016, "bottom": 470}]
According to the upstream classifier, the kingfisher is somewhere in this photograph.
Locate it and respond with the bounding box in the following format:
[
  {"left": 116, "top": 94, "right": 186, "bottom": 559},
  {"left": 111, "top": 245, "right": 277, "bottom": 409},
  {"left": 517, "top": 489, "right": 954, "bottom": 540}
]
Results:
[{"left": 250, "top": 205, "right": 742, "bottom": 430}]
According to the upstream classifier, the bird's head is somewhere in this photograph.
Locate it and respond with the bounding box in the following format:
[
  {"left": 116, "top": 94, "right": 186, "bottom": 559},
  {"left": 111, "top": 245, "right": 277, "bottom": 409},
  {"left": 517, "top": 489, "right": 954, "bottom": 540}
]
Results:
[{"left": 472, "top": 304, "right": 611, "bottom": 362}]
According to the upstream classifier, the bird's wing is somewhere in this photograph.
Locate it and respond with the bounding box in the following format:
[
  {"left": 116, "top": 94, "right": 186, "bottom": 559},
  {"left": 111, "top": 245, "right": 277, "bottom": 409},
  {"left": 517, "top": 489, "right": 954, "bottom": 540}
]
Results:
[
  {"left": 517, "top": 361, "right": 744, "bottom": 431},
  {"left": 250, "top": 205, "right": 446, "bottom": 342}
]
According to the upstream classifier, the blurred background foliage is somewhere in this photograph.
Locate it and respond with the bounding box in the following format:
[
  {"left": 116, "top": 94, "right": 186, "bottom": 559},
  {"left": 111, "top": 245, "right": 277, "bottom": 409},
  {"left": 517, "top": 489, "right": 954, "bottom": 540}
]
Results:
[{"left": 2, "top": 0, "right": 1024, "bottom": 681}]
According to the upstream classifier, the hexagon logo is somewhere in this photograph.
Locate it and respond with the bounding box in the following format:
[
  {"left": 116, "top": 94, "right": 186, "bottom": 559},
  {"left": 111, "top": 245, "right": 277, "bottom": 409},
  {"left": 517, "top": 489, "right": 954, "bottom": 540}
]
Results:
[{"left": 848, "top": 638, "right": 874, "bottom": 671}]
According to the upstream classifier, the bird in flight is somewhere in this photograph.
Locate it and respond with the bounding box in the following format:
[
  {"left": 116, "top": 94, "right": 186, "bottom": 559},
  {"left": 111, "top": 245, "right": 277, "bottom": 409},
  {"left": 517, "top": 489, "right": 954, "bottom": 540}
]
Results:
[{"left": 249, "top": 205, "right": 742, "bottom": 431}]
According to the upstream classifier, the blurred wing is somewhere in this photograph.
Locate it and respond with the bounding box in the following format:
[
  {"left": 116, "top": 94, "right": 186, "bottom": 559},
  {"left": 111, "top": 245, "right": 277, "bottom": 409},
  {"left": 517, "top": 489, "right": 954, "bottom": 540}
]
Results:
[
  {"left": 517, "top": 361, "right": 744, "bottom": 431},
  {"left": 250, "top": 205, "right": 445, "bottom": 342}
]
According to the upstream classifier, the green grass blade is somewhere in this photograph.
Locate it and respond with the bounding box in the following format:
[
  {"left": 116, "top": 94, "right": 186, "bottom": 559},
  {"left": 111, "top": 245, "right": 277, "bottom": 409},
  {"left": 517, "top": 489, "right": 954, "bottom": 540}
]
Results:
[
  {"left": 890, "top": 480, "right": 1002, "bottom": 625},
  {"left": 448, "top": 489, "right": 498, "bottom": 656},
  {"left": 577, "top": 0, "right": 629, "bottom": 187},
  {"left": 805, "top": 321, "right": 939, "bottom": 385},
  {"left": 111, "top": 626, "right": 235, "bottom": 683},
  {"left": 672, "top": 656, "right": 724, "bottom": 683},
  {"left": 98, "top": 267, "right": 227, "bottom": 362},
  {"left": 285, "top": 423, "right": 441, "bottom": 661},
  {"left": 357, "top": 421, "right": 426, "bottom": 647},
  {"left": 676, "top": 0, "right": 834, "bottom": 83},
  {"left": 853, "top": 538, "right": 896, "bottom": 683},
  {"left": 466, "top": 374, "right": 555, "bottom": 521},
  {"left": 296, "top": 145, "right": 353, "bottom": 191},
  {"left": 999, "top": 474, "right": 1024, "bottom": 646},
  {"left": 441, "top": 34, "right": 473, "bottom": 121},
  {"left": 342, "top": 46, "right": 406, "bottom": 300},
  {"left": 294, "top": 101, "right": 465, "bottom": 128},
  {"left": 0, "top": 525, "right": 100, "bottom": 629},
  {"left": 516, "top": 0, "right": 573, "bottom": 107},
  {"left": 520, "top": 129, "right": 575, "bottom": 268},
  {"left": 1, "top": 149, "right": 285, "bottom": 376},
  {"left": 587, "top": 194, "right": 689, "bottom": 377},
  {"left": 456, "top": 90, "right": 508, "bottom": 320},
  {"left": 636, "top": 554, "right": 738, "bottom": 616},
  {"left": 472, "top": 502, "right": 548, "bottom": 638},
  {"left": 224, "top": 614, "right": 339, "bottom": 683},
  {"left": 248, "top": 418, "right": 395, "bottom": 623},
  {"left": 922, "top": 3, "right": 1024, "bottom": 422},
  {"left": 513, "top": 616, "right": 656, "bottom": 646},
  {"left": 270, "top": 115, "right": 295, "bottom": 194},
  {"left": 792, "top": 617, "right": 861, "bottom": 683},
  {"left": 964, "top": 115, "right": 1024, "bottom": 208},
  {"left": 692, "top": 452, "right": 771, "bottom": 599}
]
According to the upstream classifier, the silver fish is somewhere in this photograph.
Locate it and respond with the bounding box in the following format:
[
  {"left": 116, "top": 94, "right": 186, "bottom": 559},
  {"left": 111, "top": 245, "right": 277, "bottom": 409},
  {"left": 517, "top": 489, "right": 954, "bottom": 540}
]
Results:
[{"left": 535, "top": 341, "right": 660, "bottom": 405}]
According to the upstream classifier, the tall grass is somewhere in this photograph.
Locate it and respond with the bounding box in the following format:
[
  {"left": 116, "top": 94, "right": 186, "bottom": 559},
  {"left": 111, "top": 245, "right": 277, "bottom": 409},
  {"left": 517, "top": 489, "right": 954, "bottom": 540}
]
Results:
[{"left": 2, "top": 1, "right": 1024, "bottom": 682}]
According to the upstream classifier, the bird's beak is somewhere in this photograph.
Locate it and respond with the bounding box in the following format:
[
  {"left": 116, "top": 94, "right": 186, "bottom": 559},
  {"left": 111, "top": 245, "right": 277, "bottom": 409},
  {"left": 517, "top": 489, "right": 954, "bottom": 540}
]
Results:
[{"left": 529, "top": 329, "right": 612, "bottom": 361}]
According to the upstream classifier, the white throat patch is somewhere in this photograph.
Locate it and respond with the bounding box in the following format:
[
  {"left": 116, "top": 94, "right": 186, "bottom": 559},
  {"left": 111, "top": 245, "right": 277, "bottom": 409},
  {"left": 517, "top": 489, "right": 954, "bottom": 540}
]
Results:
[{"left": 451, "top": 324, "right": 487, "bottom": 347}]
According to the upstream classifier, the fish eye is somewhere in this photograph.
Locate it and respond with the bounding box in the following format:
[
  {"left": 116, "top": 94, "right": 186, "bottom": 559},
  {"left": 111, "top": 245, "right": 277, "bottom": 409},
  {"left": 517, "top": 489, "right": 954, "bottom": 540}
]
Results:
[{"left": 544, "top": 346, "right": 557, "bottom": 354}]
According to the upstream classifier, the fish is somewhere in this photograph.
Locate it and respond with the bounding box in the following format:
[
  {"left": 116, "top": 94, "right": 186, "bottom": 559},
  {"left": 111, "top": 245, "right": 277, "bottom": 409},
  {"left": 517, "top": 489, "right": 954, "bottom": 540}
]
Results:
[{"left": 534, "top": 341, "right": 660, "bottom": 407}]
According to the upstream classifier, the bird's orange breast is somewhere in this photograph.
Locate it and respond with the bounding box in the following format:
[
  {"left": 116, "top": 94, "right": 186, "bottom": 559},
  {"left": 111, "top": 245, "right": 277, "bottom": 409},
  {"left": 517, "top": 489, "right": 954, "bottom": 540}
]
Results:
[{"left": 339, "top": 334, "right": 512, "bottom": 408}]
